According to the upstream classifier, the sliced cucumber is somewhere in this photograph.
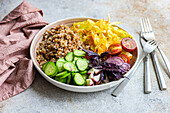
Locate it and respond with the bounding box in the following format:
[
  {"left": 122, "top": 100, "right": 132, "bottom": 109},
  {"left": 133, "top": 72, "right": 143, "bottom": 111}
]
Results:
[
  {"left": 55, "top": 77, "right": 66, "bottom": 83},
  {"left": 73, "top": 50, "right": 86, "bottom": 57},
  {"left": 75, "top": 65, "right": 79, "bottom": 72},
  {"left": 66, "top": 74, "right": 72, "bottom": 84},
  {"left": 74, "top": 56, "right": 82, "bottom": 61},
  {"left": 82, "top": 74, "right": 88, "bottom": 80},
  {"left": 57, "top": 58, "right": 66, "bottom": 62},
  {"left": 76, "top": 59, "right": 88, "bottom": 71},
  {"left": 72, "top": 73, "right": 76, "bottom": 78},
  {"left": 82, "top": 58, "right": 88, "bottom": 61},
  {"left": 42, "top": 62, "right": 48, "bottom": 71},
  {"left": 60, "top": 73, "right": 71, "bottom": 79},
  {"left": 74, "top": 73, "right": 85, "bottom": 86},
  {"left": 80, "top": 70, "right": 87, "bottom": 75},
  {"left": 52, "top": 68, "right": 59, "bottom": 76},
  {"left": 72, "top": 60, "right": 76, "bottom": 64},
  {"left": 55, "top": 71, "right": 68, "bottom": 77},
  {"left": 56, "top": 61, "right": 65, "bottom": 72},
  {"left": 65, "top": 52, "right": 74, "bottom": 62},
  {"left": 44, "top": 62, "right": 58, "bottom": 77},
  {"left": 64, "top": 62, "right": 77, "bottom": 72}
]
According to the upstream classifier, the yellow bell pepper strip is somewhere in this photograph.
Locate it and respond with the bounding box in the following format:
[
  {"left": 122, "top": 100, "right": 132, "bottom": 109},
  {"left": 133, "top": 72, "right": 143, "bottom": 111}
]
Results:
[{"left": 70, "top": 15, "right": 133, "bottom": 55}]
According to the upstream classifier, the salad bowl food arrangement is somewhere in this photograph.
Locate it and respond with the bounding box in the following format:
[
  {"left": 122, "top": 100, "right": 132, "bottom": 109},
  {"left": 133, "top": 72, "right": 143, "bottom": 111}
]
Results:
[{"left": 30, "top": 17, "right": 139, "bottom": 92}]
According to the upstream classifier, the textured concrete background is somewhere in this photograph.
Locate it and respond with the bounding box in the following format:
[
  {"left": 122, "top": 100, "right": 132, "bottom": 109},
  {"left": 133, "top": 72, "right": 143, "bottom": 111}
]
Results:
[{"left": 0, "top": 0, "right": 170, "bottom": 113}]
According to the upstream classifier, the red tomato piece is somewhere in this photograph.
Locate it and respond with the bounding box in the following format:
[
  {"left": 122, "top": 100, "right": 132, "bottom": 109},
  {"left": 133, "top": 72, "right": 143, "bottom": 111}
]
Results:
[
  {"left": 119, "top": 54, "right": 130, "bottom": 63},
  {"left": 121, "top": 38, "right": 137, "bottom": 52},
  {"left": 108, "top": 43, "right": 122, "bottom": 55}
]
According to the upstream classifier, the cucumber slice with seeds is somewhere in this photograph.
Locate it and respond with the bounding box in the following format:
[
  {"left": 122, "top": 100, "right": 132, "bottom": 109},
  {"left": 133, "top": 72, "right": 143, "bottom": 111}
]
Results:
[
  {"left": 65, "top": 52, "right": 74, "bottom": 62},
  {"left": 57, "top": 58, "right": 66, "bottom": 62},
  {"left": 74, "top": 56, "right": 82, "bottom": 61},
  {"left": 52, "top": 68, "right": 59, "bottom": 76},
  {"left": 42, "top": 62, "right": 48, "bottom": 71},
  {"left": 44, "top": 62, "right": 58, "bottom": 77},
  {"left": 56, "top": 61, "right": 65, "bottom": 72},
  {"left": 75, "top": 67, "right": 79, "bottom": 72},
  {"left": 73, "top": 50, "right": 86, "bottom": 57},
  {"left": 74, "top": 73, "right": 85, "bottom": 86},
  {"left": 64, "top": 62, "right": 76, "bottom": 72},
  {"left": 73, "top": 60, "right": 76, "bottom": 64},
  {"left": 56, "top": 71, "right": 68, "bottom": 77},
  {"left": 76, "top": 59, "right": 88, "bottom": 71}
]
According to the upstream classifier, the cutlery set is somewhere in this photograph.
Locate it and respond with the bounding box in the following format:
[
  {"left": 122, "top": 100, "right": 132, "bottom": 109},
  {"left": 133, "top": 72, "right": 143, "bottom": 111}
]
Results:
[
  {"left": 140, "top": 17, "right": 168, "bottom": 92},
  {"left": 112, "top": 17, "right": 169, "bottom": 96}
]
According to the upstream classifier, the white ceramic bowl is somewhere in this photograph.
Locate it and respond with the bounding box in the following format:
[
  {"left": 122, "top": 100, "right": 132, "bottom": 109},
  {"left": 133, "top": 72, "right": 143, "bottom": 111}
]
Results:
[{"left": 30, "top": 17, "right": 139, "bottom": 92}]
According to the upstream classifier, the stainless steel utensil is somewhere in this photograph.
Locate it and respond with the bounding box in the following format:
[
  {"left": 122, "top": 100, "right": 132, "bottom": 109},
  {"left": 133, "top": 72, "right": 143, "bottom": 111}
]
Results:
[
  {"left": 112, "top": 39, "right": 158, "bottom": 97},
  {"left": 140, "top": 18, "right": 152, "bottom": 93},
  {"left": 144, "top": 55, "right": 151, "bottom": 93},
  {"left": 140, "top": 17, "right": 167, "bottom": 90}
]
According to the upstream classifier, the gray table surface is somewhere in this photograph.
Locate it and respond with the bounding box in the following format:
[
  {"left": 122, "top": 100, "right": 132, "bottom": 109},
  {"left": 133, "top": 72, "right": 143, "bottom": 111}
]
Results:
[{"left": 0, "top": 0, "right": 170, "bottom": 113}]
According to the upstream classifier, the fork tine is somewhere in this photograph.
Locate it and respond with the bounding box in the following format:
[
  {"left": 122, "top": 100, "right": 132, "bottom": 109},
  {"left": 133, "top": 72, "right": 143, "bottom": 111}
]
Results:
[
  {"left": 146, "top": 17, "right": 153, "bottom": 32},
  {"left": 150, "top": 40, "right": 156, "bottom": 45},
  {"left": 153, "top": 41, "right": 158, "bottom": 46},
  {"left": 140, "top": 18, "right": 145, "bottom": 33},
  {"left": 148, "top": 40, "right": 156, "bottom": 45},
  {"left": 144, "top": 18, "right": 150, "bottom": 32},
  {"left": 142, "top": 18, "right": 148, "bottom": 33},
  {"left": 150, "top": 40, "right": 157, "bottom": 46},
  {"left": 148, "top": 40, "right": 153, "bottom": 43}
]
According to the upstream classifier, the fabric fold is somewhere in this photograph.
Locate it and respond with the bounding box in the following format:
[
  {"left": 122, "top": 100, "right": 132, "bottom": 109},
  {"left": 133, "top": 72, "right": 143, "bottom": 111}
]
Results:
[
  {"left": 0, "top": 0, "right": 48, "bottom": 102},
  {"left": 1, "top": 1, "right": 42, "bottom": 23}
]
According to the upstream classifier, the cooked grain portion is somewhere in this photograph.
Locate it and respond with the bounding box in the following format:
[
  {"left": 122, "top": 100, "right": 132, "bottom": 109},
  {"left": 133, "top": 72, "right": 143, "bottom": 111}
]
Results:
[{"left": 36, "top": 25, "right": 90, "bottom": 67}]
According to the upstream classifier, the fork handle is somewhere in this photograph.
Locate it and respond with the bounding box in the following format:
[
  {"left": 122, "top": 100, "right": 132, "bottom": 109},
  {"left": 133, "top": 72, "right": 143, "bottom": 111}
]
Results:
[
  {"left": 144, "top": 55, "right": 151, "bottom": 93},
  {"left": 157, "top": 47, "right": 170, "bottom": 77},
  {"left": 151, "top": 51, "right": 167, "bottom": 90}
]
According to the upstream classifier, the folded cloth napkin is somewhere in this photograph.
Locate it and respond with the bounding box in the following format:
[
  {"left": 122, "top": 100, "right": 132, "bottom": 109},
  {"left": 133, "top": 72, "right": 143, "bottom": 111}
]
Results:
[{"left": 0, "top": 1, "right": 48, "bottom": 102}]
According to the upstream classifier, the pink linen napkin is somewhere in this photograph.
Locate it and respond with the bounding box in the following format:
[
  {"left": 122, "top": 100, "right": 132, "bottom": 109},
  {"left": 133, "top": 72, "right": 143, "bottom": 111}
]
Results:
[{"left": 0, "top": 1, "right": 48, "bottom": 102}]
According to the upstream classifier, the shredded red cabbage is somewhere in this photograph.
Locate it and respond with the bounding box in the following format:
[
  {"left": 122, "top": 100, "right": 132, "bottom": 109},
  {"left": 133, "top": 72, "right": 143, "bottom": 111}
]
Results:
[{"left": 83, "top": 50, "right": 131, "bottom": 82}]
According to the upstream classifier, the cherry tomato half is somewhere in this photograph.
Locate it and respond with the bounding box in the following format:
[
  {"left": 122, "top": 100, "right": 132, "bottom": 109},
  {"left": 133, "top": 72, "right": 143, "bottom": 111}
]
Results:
[
  {"left": 108, "top": 43, "right": 122, "bottom": 55},
  {"left": 119, "top": 54, "right": 130, "bottom": 63},
  {"left": 121, "top": 51, "right": 133, "bottom": 59},
  {"left": 121, "top": 38, "right": 137, "bottom": 52}
]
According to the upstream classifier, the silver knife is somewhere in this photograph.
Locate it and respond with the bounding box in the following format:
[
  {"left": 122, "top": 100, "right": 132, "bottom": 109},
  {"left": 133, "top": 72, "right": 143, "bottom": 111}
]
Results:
[
  {"left": 150, "top": 51, "right": 167, "bottom": 90},
  {"left": 157, "top": 47, "right": 170, "bottom": 78}
]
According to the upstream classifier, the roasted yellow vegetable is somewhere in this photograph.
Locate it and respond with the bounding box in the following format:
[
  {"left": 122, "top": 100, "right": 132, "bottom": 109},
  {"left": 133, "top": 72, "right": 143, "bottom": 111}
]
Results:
[{"left": 71, "top": 15, "right": 133, "bottom": 55}]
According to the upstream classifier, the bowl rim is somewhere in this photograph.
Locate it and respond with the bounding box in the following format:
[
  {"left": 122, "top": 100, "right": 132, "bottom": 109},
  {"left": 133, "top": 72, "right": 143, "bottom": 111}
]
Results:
[{"left": 30, "top": 17, "right": 140, "bottom": 90}]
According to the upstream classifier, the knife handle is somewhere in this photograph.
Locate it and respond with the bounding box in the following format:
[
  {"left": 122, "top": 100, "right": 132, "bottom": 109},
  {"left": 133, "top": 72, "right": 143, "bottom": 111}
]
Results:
[
  {"left": 111, "top": 54, "right": 146, "bottom": 97},
  {"left": 151, "top": 51, "right": 167, "bottom": 90},
  {"left": 144, "top": 55, "right": 151, "bottom": 93},
  {"left": 157, "top": 47, "right": 170, "bottom": 77}
]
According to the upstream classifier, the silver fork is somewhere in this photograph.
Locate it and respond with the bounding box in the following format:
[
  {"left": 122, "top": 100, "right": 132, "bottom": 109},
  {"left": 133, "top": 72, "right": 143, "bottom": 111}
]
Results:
[
  {"left": 140, "top": 17, "right": 167, "bottom": 90},
  {"left": 111, "top": 39, "right": 158, "bottom": 97},
  {"left": 140, "top": 18, "right": 152, "bottom": 93}
]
